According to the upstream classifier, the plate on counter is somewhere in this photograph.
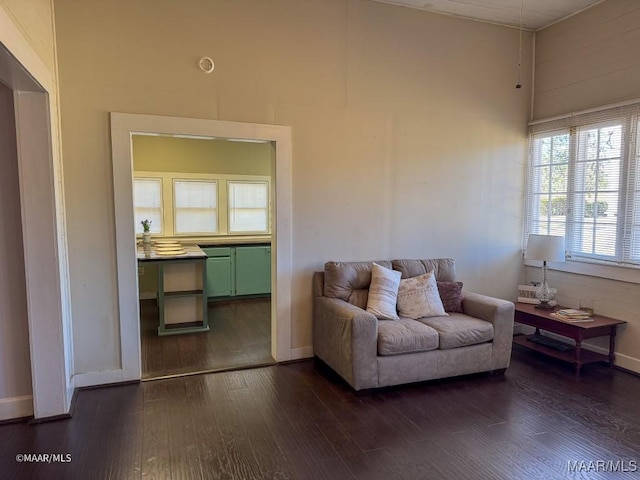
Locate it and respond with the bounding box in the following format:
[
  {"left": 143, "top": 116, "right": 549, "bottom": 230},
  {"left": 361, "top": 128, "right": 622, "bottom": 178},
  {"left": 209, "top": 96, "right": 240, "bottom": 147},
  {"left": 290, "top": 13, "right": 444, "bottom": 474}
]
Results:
[{"left": 155, "top": 248, "right": 187, "bottom": 256}]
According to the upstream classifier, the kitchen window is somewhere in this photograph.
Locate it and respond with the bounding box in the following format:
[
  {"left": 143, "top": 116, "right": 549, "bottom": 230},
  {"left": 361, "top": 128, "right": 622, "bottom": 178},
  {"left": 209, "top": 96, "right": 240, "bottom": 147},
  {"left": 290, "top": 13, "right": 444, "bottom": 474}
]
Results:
[
  {"left": 133, "top": 177, "right": 163, "bottom": 234},
  {"left": 174, "top": 180, "right": 218, "bottom": 234},
  {"left": 228, "top": 181, "right": 269, "bottom": 234},
  {"left": 133, "top": 172, "right": 271, "bottom": 237}
]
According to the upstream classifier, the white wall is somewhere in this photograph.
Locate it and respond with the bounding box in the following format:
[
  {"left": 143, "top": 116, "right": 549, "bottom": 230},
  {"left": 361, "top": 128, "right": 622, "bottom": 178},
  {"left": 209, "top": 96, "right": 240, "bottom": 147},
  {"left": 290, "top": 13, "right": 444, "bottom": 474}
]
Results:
[
  {"left": 54, "top": 0, "right": 533, "bottom": 377},
  {"left": 534, "top": 0, "right": 640, "bottom": 119},
  {"left": 530, "top": 0, "right": 640, "bottom": 373},
  {"left": 0, "top": 83, "right": 33, "bottom": 420}
]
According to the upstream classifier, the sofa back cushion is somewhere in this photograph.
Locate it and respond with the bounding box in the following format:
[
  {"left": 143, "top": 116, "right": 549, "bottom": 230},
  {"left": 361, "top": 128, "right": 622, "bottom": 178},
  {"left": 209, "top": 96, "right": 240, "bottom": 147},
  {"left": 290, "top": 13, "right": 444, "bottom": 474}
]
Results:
[
  {"left": 323, "top": 258, "right": 456, "bottom": 309},
  {"left": 392, "top": 258, "right": 456, "bottom": 281},
  {"left": 324, "top": 261, "right": 392, "bottom": 309}
]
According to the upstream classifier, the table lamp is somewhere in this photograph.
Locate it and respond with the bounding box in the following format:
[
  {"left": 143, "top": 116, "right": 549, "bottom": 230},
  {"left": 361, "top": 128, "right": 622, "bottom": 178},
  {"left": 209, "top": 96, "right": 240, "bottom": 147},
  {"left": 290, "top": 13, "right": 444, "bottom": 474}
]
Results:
[{"left": 525, "top": 234, "right": 565, "bottom": 309}]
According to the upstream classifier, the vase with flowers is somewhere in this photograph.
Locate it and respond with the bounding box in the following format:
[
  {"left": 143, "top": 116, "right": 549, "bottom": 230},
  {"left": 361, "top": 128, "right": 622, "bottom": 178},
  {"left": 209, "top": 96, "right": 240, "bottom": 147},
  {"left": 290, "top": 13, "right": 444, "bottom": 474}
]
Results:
[{"left": 141, "top": 219, "right": 152, "bottom": 245}]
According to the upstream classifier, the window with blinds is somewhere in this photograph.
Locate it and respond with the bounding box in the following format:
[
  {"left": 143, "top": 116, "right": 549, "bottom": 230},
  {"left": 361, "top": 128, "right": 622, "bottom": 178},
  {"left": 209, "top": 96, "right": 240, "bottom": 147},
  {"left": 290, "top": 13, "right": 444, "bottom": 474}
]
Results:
[
  {"left": 133, "top": 172, "right": 271, "bottom": 237},
  {"left": 228, "top": 181, "right": 269, "bottom": 233},
  {"left": 133, "top": 178, "right": 163, "bottom": 234},
  {"left": 525, "top": 102, "right": 640, "bottom": 267},
  {"left": 173, "top": 180, "right": 218, "bottom": 234}
]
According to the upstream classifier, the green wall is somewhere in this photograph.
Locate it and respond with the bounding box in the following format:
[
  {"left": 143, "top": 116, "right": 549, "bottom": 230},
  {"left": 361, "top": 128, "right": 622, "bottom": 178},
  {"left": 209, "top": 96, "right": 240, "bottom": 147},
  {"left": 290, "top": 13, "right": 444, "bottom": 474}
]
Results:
[{"left": 132, "top": 135, "right": 272, "bottom": 175}]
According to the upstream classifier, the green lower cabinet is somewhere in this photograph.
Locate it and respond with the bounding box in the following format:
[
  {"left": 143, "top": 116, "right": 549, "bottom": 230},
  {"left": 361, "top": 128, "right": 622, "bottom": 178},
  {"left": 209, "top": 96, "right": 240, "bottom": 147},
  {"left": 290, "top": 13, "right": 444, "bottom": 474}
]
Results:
[
  {"left": 206, "top": 257, "right": 233, "bottom": 297},
  {"left": 203, "top": 244, "right": 271, "bottom": 298},
  {"left": 235, "top": 246, "right": 271, "bottom": 296}
]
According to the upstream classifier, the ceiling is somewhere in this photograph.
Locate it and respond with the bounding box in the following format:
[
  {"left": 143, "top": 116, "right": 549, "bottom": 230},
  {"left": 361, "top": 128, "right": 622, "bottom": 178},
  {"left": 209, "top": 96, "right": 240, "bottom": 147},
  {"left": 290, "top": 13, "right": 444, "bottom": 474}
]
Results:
[{"left": 370, "top": 0, "right": 604, "bottom": 31}]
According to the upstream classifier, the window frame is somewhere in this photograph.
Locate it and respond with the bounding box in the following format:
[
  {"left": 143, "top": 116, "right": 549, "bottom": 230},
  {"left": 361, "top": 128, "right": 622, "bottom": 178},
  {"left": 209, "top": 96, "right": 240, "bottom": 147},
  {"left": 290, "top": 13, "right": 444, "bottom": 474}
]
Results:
[
  {"left": 133, "top": 176, "right": 164, "bottom": 235},
  {"left": 227, "top": 180, "right": 271, "bottom": 235},
  {"left": 569, "top": 120, "right": 627, "bottom": 263},
  {"left": 526, "top": 128, "right": 570, "bottom": 240},
  {"left": 133, "top": 171, "right": 271, "bottom": 238},
  {"left": 525, "top": 102, "right": 640, "bottom": 274},
  {"left": 172, "top": 178, "right": 219, "bottom": 236}
]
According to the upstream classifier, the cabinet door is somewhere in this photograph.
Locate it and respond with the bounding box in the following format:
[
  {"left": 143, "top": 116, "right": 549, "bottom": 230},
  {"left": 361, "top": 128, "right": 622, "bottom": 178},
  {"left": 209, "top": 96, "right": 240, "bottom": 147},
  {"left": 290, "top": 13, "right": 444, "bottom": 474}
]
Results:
[
  {"left": 235, "top": 246, "right": 271, "bottom": 296},
  {"left": 206, "top": 257, "right": 233, "bottom": 297}
]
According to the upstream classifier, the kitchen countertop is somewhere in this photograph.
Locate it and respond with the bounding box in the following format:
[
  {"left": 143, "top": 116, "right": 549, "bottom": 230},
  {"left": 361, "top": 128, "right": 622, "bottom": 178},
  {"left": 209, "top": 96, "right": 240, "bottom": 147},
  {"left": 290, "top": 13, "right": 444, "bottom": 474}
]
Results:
[{"left": 137, "top": 244, "right": 206, "bottom": 261}]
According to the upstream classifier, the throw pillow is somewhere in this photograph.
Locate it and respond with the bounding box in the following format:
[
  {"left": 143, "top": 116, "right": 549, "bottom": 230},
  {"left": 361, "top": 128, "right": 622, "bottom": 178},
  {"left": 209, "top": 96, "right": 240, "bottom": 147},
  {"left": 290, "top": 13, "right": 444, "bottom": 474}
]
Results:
[
  {"left": 366, "top": 263, "right": 402, "bottom": 320},
  {"left": 437, "top": 281, "right": 464, "bottom": 313},
  {"left": 397, "top": 272, "right": 447, "bottom": 319}
]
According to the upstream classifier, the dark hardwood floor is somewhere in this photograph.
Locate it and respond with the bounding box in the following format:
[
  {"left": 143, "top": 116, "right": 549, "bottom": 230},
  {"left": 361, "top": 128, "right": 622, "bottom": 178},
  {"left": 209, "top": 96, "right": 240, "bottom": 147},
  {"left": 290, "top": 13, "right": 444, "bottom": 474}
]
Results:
[
  {"left": 2, "top": 346, "right": 640, "bottom": 479},
  {"left": 142, "top": 297, "right": 274, "bottom": 379}
]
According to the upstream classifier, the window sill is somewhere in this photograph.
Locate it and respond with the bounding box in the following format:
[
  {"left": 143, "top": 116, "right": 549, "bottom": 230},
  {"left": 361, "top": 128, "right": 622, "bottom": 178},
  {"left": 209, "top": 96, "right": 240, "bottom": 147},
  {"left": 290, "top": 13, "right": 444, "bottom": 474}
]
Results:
[{"left": 523, "top": 258, "right": 640, "bottom": 285}]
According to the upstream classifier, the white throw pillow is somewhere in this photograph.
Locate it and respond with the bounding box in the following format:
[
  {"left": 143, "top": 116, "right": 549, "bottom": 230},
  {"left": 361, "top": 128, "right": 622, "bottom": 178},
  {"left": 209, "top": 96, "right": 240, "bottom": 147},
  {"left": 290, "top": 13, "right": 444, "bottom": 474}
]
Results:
[
  {"left": 366, "top": 263, "right": 401, "bottom": 320},
  {"left": 397, "top": 271, "right": 448, "bottom": 319}
]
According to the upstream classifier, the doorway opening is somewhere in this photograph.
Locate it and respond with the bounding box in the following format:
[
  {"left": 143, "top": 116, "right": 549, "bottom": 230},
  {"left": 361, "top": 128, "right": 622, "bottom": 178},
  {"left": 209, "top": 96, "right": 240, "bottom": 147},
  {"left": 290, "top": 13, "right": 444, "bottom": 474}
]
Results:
[
  {"left": 110, "top": 114, "right": 293, "bottom": 383},
  {"left": 131, "top": 134, "right": 275, "bottom": 379}
]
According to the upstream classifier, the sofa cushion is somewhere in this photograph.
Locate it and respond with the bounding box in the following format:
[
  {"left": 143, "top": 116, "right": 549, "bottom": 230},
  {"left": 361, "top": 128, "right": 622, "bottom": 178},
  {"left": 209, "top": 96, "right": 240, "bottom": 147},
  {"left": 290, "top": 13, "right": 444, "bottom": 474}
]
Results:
[
  {"left": 366, "top": 263, "right": 401, "bottom": 320},
  {"left": 437, "top": 281, "right": 464, "bottom": 313},
  {"left": 419, "top": 313, "right": 494, "bottom": 350},
  {"left": 324, "top": 260, "right": 393, "bottom": 309},
  {"left": 377, "top": 318, "right": 439, "bottom": 356},
  {"left": 392, "top": 258, "right": 457, "bottom": 281},
  {"left": 397, "top": 272, "right": 447, "bottom": 319}
]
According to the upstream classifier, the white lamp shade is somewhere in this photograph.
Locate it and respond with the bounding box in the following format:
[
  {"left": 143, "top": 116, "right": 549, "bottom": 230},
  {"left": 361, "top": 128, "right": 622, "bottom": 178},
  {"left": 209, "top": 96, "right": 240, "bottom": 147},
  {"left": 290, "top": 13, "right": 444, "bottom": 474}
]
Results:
[{"left": 525, "top": 234, "right": 565, "bottom": 262}]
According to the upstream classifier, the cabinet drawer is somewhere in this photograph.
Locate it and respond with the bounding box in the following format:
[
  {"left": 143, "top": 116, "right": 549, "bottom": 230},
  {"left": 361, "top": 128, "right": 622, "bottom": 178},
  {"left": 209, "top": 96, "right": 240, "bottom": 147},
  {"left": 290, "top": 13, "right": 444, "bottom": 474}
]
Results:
[{"left": 201, "top": 247, "right": 232, "bottom": 257}]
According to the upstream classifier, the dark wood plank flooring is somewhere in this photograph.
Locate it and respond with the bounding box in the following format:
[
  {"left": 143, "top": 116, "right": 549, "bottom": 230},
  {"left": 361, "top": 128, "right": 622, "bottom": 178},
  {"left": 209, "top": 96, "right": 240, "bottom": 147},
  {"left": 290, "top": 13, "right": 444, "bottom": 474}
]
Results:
[
  {"left": 142, "top": 297, "right": 274, "bottom": 379},
  {"left": 2, "top": 346, "right": 640, "bottom": 479}
]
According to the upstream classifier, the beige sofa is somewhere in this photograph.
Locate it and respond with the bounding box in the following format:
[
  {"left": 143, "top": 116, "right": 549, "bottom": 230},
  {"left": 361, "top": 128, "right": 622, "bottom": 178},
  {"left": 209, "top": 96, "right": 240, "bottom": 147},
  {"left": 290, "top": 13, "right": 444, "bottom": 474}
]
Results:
[{"left": 312, "top": 258, "right": 515, "bottom": 391}]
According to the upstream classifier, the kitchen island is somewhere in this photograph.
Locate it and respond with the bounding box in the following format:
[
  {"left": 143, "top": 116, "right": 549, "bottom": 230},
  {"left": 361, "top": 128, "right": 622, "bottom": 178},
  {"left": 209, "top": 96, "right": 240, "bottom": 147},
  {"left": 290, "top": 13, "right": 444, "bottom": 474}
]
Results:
[{"left": 137, "top": 244, "right": 208, "bottom": 336}]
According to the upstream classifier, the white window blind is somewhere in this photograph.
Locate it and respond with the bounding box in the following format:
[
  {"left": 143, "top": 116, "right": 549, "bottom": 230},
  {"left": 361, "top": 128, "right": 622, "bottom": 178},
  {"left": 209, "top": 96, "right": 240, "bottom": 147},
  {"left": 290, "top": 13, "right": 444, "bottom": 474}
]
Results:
[
  {"left": 527, "top": 130, "right": 570, "bottom": 238},
  {"left": 571, "top": 122, "right": 622, "bottom": 259},
  {"left": 525, "top": 101, "right": 640, "bottom": 267},
  {"left": 173, "top": 180, "right": 218, "bottom": 234},
  {"left": 133, "top": 178, "right": 163, "bottom": 234},
  {"left": 228, "top": 181, "right": 269, "bottom": 233}
]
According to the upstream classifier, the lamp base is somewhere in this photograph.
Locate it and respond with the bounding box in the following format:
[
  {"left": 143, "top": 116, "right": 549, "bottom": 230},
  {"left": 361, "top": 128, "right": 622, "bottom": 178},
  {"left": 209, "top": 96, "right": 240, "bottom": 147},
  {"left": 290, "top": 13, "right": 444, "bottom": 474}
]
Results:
[{"left": 535, "top": 301, "right": 555, "bottom": 310}]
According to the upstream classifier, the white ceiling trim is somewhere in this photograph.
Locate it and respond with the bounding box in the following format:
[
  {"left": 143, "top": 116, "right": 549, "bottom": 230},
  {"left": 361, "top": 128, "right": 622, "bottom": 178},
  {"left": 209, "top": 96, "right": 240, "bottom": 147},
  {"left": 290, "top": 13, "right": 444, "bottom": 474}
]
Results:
[{"left": 369, "top": 0, "right": 606, "bottom": 31}]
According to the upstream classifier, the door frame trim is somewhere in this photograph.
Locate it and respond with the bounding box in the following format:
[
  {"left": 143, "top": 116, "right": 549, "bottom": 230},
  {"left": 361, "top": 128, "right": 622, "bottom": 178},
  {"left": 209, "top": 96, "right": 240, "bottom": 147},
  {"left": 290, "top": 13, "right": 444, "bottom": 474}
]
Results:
[
  {"left": 0, "top": 7, "right": 74, "bottom": 418},
  {"left": 110, "top": 113, "right": 293, "bottom": 380}
]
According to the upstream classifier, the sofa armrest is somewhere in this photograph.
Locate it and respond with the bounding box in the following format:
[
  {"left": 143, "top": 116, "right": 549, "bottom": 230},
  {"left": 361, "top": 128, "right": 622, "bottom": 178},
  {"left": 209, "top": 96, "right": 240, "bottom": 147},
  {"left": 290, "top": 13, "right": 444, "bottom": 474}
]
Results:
[
  {"left": 462, "top": 291, "right": 515, "bottom": 371},
  {"left": 313, "top": 296, "right": 379, "bottom": 390}
]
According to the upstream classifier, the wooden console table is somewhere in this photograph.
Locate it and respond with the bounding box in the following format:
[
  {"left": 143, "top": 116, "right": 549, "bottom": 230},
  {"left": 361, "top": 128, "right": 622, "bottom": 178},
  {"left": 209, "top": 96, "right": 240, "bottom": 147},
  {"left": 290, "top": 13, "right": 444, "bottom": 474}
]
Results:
[{"left": 513, "top": 303, "right": 626, "bottom": 375}]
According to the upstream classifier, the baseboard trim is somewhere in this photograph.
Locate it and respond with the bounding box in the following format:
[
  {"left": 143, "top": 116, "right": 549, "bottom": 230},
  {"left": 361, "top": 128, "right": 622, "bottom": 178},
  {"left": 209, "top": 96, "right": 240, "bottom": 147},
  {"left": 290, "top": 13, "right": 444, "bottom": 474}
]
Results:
[
  {"left": 0, "top": 395, "right": 34, "bottom": 422},
  {"left": 290, "top": 346, "right": 313, "bottom": 360},
  {"left": 586, "top": 346, "right": 640, "bottom": 374},
  {"left": 72, "top": 369, "right": 136, "bottom": 388},
  {"left": 29, "top": 411, "right": 72, "bottom": 424}
]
